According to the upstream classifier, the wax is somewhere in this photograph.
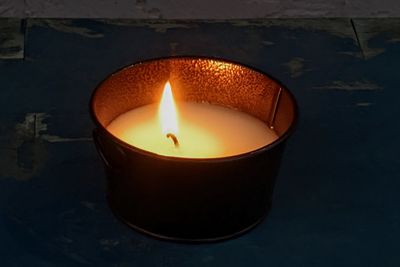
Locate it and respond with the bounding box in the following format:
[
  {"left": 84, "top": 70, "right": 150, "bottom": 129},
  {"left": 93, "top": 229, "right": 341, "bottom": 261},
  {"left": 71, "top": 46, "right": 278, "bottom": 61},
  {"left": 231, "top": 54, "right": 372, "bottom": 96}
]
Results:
[{"left": 107, "top": 102, "right": 278, "bottom": 159}]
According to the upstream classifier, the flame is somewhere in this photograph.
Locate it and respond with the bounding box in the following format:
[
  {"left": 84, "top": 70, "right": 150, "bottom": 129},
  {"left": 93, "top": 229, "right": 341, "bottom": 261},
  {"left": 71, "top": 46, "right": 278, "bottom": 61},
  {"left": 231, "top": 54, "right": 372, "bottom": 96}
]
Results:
[{"left": 159, "top": 81, "right": 178, "bottom": 136}]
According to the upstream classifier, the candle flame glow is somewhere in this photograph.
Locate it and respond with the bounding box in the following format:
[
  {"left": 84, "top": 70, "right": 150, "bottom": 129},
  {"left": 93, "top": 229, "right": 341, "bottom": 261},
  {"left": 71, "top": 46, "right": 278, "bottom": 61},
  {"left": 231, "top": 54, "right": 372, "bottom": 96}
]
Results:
[{"left": 159, "top": 81, "right": 178, "bottom": 136}]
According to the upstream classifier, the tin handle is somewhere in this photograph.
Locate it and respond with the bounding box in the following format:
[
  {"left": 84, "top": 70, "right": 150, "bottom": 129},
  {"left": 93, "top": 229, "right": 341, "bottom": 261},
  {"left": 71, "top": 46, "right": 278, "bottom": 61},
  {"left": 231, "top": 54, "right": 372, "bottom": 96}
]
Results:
[{"left": 93, "top": 129, "right": 127, "bottom": 172}]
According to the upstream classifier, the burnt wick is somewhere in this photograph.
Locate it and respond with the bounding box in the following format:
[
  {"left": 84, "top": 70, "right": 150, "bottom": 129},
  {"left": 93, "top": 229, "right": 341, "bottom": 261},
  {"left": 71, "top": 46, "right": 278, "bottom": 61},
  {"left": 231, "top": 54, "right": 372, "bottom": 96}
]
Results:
[{"left": 166, "top": 133, "right": 180, "bottom": 147}]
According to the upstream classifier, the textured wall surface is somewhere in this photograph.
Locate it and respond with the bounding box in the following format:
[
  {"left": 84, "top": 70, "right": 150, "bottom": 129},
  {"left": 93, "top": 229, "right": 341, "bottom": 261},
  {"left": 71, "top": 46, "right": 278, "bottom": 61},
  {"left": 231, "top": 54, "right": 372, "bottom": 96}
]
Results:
[
  {"left": 1, "top": 0, "right": 400, "bottom": 18},
  {"left": 1, "top": 17, "right": 400, "bottom": 266}
]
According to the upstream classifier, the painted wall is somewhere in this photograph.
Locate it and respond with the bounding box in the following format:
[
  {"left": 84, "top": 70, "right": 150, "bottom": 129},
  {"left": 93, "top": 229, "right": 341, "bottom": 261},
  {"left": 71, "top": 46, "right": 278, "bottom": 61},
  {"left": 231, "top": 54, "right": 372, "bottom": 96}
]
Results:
[{"left": 1, "top": 0, "right": 399, "bottom": 18}]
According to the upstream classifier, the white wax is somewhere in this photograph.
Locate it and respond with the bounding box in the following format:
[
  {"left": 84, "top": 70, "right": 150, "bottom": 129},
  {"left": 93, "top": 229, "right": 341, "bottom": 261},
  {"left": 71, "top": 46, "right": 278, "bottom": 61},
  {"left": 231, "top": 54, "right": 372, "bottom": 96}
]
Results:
[{"left": 107, "top": 102, "right": 278, "bottom": 158}]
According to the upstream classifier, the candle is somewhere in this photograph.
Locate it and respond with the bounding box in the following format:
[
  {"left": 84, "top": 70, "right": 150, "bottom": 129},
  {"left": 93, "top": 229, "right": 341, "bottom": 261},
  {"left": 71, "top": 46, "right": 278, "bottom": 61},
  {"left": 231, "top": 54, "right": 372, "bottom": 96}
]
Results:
[
  {"left": 107, "top": 81, "right": 278, "bottom": 158},
  {"left": 91, "top": 57, "right": 298, "bottom": 241}
]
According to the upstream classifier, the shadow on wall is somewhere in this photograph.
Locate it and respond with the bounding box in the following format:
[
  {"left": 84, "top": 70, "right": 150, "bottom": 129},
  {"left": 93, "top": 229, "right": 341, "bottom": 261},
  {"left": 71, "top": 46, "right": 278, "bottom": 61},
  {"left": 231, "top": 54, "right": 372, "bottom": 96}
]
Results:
[{"left": 0, "top": 0, "right": 400, "bottom": 18}]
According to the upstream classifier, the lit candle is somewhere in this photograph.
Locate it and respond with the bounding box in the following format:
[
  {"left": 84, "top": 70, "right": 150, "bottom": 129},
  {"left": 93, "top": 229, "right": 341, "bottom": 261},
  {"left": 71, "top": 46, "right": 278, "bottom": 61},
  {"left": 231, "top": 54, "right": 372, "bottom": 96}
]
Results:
[
  {"left": 92, "top": 57, "right": 298, "bottom": 241},
  {"left": 107, "top": 81, "right": 278, "bottom": 158}
]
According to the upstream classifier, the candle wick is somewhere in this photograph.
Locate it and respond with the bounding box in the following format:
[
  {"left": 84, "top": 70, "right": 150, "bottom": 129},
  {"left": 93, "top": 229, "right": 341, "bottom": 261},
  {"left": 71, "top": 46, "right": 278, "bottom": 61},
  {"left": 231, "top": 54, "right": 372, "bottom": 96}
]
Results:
[{"left": 166, "top": 133, "right": 179, "bottom": 148}]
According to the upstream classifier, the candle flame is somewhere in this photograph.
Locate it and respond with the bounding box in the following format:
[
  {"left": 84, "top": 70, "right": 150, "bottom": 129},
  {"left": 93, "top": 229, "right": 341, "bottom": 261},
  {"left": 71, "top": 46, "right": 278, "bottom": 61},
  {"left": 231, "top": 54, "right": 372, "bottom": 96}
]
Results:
[{"left": 159, "top": 81, "right": 178, "bottom": 136}]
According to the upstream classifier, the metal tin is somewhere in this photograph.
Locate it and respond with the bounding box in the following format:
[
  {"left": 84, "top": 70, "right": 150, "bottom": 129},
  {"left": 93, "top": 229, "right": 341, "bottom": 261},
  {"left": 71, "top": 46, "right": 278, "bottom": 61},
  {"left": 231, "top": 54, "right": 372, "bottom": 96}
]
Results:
[{"left": 90, "top": 56, "right": 297, "bottom": 242}]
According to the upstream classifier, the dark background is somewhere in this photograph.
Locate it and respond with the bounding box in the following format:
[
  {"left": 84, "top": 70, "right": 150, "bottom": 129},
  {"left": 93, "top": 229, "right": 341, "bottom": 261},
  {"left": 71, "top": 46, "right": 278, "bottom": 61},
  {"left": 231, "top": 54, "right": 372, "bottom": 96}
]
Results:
[{"left": 0, "top": 1, "right": 399, "bottom": 266}]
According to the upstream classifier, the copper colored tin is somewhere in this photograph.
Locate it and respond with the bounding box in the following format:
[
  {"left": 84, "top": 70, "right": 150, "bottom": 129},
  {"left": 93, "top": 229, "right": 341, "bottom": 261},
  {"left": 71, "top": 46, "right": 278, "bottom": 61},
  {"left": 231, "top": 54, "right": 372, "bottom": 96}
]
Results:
[{"left": 90, "top": 57, "right": 297, "bottom": 242}]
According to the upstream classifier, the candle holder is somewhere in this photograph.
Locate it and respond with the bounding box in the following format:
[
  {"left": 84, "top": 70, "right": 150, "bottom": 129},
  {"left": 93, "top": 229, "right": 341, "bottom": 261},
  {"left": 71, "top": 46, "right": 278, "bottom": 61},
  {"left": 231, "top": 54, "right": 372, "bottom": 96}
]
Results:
[{"left": 90, "top": 56, "right": 297, "bottom": 242}]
